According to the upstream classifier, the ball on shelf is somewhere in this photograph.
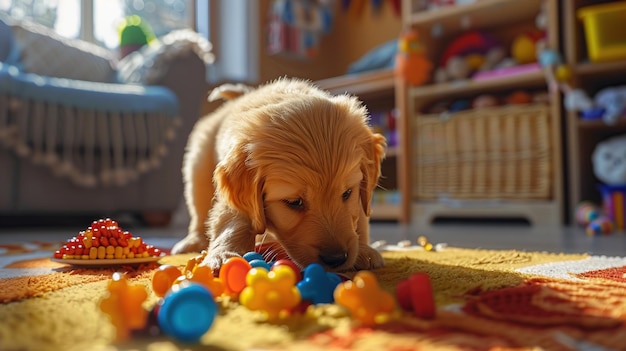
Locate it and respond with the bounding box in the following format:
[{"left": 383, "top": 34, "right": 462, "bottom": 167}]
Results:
[
  {"left": 585, "top": 216, "right": 614, "bottom": 236},
  {"left": 575, "top": 201, "right": 601, "bottom": 226}
]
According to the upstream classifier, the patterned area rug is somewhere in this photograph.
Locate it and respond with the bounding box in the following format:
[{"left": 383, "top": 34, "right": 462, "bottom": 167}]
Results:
[{"left": 2, "top": 238, "right": 626, "bottom": 351}]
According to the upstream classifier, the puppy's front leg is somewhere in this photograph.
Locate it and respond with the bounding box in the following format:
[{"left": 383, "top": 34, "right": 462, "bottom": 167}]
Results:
[
  {"left": 354, "top": 209, "right": 384, "bottom": 270},
  {"left": 201, "top": 201, "right": 258, "bottom": 271}
]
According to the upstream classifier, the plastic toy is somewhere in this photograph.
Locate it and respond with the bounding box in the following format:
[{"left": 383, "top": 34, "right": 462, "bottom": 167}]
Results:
[
  {"left": 396, "top": 273, "right": 436, "bottom": 319},
  {"left": 598, "top": 184, "right": 626, "bottom": 231},
  {"left": 272, "top": 259, "right": 303, "bottom": 282},
  {"left": 239, "top": 266, "right": 301, "bottom": 321},
  {"left": 472, "top": 62, "right": 542, "bottom": 82},
  {"left": 158, "top": 281, "right": 216, "bottom": 343},
  {"left": 219, "top": 257, "right": 252, "bottom": 296},
  {"left": 118, "top": 15, "right": 155, "bottom": 58},
  {"left": 334, "top": 271, "right": 396, "bottom": 326},
  {"left": 243, "top": 252, "right": 265, "bottom": 262},
  {"left": 578, "top": 2, "right": 626, "bottom": 63},
  {"left": 511, "top": 30, "right": 544, "bottom": 64},
  {"left": 249, "top": 259, "right": 272, "bottom": 271},
  {"left": 594, "top": 86, "right": 626, "bottom": 125},
  {"left": 472, "top": 94, "right": 498, "bottom": 109},
  {"left": 506, "top": 90, "right": 532, "bottom": 105},
  {"left": 152, "top": 265, "right": 183, "bottom": 297},
  {"left": 592, "top": 135, "right": 626, "bottom": 186},
  {"left": 296, "top": 263, "right": 342, "bottom": 305},
  {"left": 449, "top": 99, "right": 470, "bottom": 112},
  {"left": 586, "top": 216, "right": 614, "bottom": 236},
  {"left": 417, "top": 235, "right": 434, "bottom": 252},
  {"left": 99, "top": 272, "right": 148, "bottom": 340},
  {"left": 188, "top": 265, "right": 225, "bottom": 298},
  {"left": 435, "top": 31, "right": 504, "bottom": 83},
  {"left": 394, "top": 28, "right": 432, "bottom": 86},
  {"left": 575, "top": 201, "right": 601, "bottom": 226}
]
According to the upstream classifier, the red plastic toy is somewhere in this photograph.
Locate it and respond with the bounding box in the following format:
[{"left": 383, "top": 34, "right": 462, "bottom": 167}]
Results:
[{"left": 396, "top": 273, "right": 436, "bottom": 319}]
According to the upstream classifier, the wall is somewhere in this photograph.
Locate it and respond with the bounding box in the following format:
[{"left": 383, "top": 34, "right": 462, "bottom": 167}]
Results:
[{"left": 257, "top": 0, "right": 403, "bottom": 83}]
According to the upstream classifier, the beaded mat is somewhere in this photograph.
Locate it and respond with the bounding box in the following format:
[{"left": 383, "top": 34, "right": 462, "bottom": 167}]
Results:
[{"left": 2, "top": 240, "right": 626, "bottom": 351}]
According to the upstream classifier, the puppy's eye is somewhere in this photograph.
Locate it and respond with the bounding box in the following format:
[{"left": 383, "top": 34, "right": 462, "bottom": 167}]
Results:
[
  {"left": 342, "top": 189, "right": 352, "bottom": 201},
  {"left": 283, "top": 198, "right": 304, "bottom": 210}
]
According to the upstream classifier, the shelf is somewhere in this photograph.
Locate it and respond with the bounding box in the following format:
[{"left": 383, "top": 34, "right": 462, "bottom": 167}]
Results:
[
  {"left": 575, "top": 60, "right": 626, "bottom": 78},
  {"left": 315, "top": 69, "right": 395, "bottom": 97},
  {"left": 578, "top": 118, "right": 626, "bottom": 130},
  {"left": 370, "top": 203, "right": 402, "bottom": 221},
  {"left": 409, "top": 68, "right": 546, "bottom": 101},
  {"left": 386, "top": 146, "right": 398, "bottom": 157},
  {"left": 407, "top": 0, "right": 543, "bottom": 31}
]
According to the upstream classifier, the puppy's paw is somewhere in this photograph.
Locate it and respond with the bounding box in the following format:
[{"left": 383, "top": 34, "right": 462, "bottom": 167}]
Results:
[
  {"left": 201, "top": 249, "right": 241, "bottom": 273},
  {"left": 171, "top": 233, "right": 209, "bottom": 255},
  {"left": 354, "top": 245, "right": 385, "bottom": 270}
]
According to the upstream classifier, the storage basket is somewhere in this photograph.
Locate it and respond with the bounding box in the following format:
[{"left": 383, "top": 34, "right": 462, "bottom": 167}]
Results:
[
  {"left": 578, "top": 2, "right": 626, "bottom": 62},
  {"left": 413, "top": 104, "right": 552, "bottom": 200}
]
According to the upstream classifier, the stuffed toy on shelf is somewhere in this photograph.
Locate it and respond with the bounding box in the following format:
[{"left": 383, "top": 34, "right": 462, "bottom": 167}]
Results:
[{"left": 394, "top": 28, "right": 432, "bottom": 86}]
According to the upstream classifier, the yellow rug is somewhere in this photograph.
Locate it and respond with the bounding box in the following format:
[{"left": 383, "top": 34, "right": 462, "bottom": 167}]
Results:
[{"left": 2, "top": 244, "right": 626, "bottom": 351}]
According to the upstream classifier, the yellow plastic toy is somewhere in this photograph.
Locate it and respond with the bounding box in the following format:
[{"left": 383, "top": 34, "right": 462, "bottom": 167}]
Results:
[{"left": 239, "top": 266, "right": 301, "bottom": 321}]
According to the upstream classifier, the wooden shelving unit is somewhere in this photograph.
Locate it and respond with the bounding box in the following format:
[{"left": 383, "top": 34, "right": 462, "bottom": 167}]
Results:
[
  {"left": 316, "top": 69, "right": 409, "bottom": 223},
  {"left": 405, "top": 0, "right": 545, "bottom": 34},
  {"left": 397, "top": 0, "right": 564, "bottom": 229},
  {"left": 563, "top": 0, "right": 626, "bottom": 218},
  {"left": 409, "top": 69, "right": 546, "bottom": 100}
]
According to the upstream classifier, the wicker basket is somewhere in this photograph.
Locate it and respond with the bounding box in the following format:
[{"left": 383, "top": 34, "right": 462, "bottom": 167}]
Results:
[{"left": 413, "top": 104, "right": 552, "bottom": 200}]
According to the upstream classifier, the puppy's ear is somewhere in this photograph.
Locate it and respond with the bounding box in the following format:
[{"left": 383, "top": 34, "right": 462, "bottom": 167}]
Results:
[
  {"left": 208, "top": 83, "right": 254, "bottom": 102},
  {"left": 360, "top": 133, "right": 387, "bottom": 216},
  {"left": 214, "top": 150, "right": 266, "bottom": 234}
]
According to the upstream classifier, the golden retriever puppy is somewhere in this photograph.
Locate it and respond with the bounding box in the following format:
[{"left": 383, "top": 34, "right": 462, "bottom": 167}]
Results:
[{"left": 172, "top": 78, "right": 386, "bottom": 272}]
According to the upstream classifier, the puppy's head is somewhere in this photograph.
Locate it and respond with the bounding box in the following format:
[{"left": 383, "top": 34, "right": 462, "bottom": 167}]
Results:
[{"left": 214, "top": 79, "right": 385, "bottom": 270}]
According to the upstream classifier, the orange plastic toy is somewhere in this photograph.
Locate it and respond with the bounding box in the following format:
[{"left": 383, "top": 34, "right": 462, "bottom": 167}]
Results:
[
  {"left": 334, "top": 271, "right": 396, "bottom": 326},
  {"left": 239, "top": 266, "right": 301, "bottom": 321},
  {"left": 189, "top": 265, "right": 225, "bottom": 298},
  {"left": 100, "top": 272, "right": 148, "bottom": 340},
  {"left": 152, "top": 265, "right": 183, "bottom": 297},
  {"left": 219, "top": 257, "right": 252, "bottom": 296},
  {"left": 395, "top": 28, "right": 432, "bottom": 86}
]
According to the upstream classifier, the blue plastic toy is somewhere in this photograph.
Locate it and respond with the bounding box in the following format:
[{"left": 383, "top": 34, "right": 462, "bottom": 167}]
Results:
[
  {"left": 296, "top": 263, "right": 341, "bottom": 304},
  {"left": 243, "top": 252, "right": 264, "bottom": 262},
  {"left": 249, "top": 259, "right": 271, "bottom": 270},
  {"left": 157, "top": 281, "right": 216, "bottom": 343}
]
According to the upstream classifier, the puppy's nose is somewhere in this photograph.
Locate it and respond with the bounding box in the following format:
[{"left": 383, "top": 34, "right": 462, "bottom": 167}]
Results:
[{"left": 319, "top": 251, "right": 348, "bottom": 268}]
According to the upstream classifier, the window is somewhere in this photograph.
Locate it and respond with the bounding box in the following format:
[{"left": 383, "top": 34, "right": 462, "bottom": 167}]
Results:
[{"left": 0, "top": 0, "right": 196, "bottom": 49}]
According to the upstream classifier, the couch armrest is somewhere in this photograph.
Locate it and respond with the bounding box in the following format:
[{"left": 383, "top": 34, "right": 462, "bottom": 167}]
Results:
[
  {"left": 116, "top": 29, "right": 214, "bottom": 87},
  {"left": 0, "top": 63, "right": 179, "bottom": 117}
]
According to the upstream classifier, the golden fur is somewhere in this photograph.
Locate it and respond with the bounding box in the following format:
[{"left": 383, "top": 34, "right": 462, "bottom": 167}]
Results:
[{"left": 172, "top": 78, "right": 386, "bottom": 271}]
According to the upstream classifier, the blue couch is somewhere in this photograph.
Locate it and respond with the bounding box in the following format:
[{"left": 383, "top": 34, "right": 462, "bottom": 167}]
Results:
[{"left": 0, "top": 17, "right": 213, "bottom": 223}]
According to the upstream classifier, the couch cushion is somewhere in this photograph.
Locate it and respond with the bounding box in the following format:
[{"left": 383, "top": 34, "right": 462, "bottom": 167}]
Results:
[{"left": 11, "top": 20, "right": 116, "bottom": 83}]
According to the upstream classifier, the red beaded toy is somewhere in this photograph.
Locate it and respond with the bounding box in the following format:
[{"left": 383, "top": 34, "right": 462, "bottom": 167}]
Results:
[{"left": 53, "top": 218, "right": 162, "bottom": 260}]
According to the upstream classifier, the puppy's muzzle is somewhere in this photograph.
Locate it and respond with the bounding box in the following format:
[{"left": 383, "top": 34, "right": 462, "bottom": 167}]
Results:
[{"left": 319, "top": 251, "right": 348, "bottom": 268}]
